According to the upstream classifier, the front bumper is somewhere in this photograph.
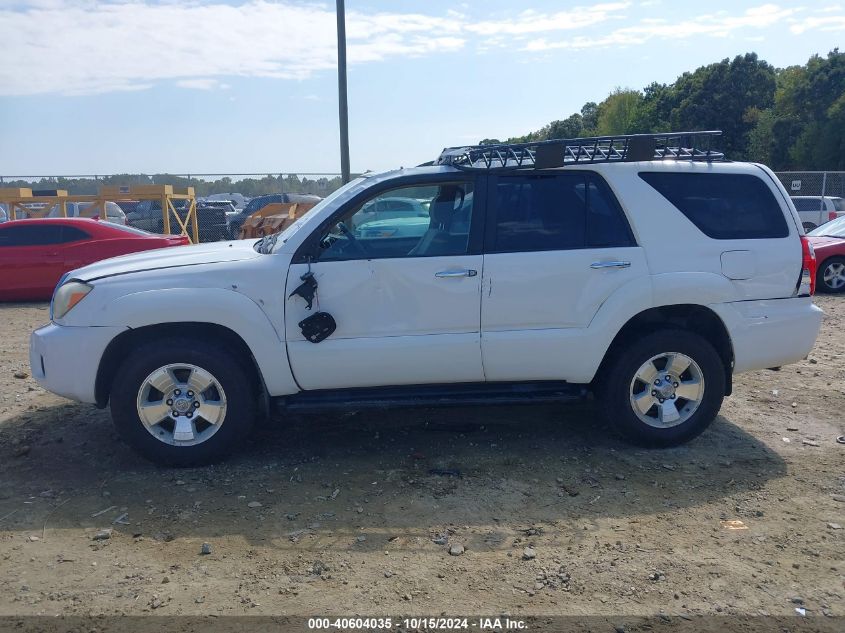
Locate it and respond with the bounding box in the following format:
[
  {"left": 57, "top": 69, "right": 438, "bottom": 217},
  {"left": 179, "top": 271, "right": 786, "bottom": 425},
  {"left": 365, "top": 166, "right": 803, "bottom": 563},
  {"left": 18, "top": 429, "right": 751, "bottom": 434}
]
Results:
[
  {"left": 711, "top": 297, "right": 823, "bottom": 374},
  {"left": 30, "top": 323, "right": 127, "bottom": 404}
]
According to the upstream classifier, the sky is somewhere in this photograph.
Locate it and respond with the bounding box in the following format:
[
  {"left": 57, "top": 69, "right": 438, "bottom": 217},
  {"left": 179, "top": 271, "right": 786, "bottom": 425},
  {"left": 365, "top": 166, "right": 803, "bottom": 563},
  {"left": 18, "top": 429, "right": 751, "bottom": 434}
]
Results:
[{"left": 0, "top": 0, "right": 843, "bottom": 177}]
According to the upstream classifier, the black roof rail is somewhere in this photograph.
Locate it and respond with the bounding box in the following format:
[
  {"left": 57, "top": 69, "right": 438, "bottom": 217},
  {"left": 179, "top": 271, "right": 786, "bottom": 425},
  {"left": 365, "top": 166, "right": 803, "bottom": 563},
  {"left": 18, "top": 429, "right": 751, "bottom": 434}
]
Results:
[{"left": 435, "top": 131, "right": 724, "bottom": 170}]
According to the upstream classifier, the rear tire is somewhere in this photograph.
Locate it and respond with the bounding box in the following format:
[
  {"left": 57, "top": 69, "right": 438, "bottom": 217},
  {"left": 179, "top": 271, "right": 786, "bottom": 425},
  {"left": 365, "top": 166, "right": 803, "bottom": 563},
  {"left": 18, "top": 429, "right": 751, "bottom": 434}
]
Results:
[
  {"left": 818, "top": 256, "right": 845, "bottom": 294},
  {"left": 110, "top": 338, "right": 256, "bottom": 466},
  {"left": 599, "top": 330, "right": 725, "bottom": 446}
]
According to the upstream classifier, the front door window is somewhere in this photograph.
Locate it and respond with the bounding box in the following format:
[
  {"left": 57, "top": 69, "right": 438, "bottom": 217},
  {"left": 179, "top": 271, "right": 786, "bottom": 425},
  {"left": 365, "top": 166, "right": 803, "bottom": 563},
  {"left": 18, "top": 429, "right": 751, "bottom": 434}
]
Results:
[{"left": 317, "top": 182, "right": 474, "bottom": 261}]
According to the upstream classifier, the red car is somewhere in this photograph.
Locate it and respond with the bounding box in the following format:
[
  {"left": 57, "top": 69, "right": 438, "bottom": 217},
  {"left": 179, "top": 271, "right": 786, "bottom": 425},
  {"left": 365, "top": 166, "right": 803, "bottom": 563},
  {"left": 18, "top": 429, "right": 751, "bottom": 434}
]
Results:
[
  {"left": 808, "top": 215, "right": 845, "bottom": 293},
  {"left": 0, "top": 218, "right": 189, "bottom": 301}
]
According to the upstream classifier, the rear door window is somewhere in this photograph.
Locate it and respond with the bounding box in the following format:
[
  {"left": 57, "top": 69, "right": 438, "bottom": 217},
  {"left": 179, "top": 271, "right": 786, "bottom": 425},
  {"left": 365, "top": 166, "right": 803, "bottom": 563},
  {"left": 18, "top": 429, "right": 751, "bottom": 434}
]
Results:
[
  {"left": 488, "top": 173, "right": 634, "bottom": 253},
  {"left": 640, "top": 172, "right": 789, "bottom": 239}
]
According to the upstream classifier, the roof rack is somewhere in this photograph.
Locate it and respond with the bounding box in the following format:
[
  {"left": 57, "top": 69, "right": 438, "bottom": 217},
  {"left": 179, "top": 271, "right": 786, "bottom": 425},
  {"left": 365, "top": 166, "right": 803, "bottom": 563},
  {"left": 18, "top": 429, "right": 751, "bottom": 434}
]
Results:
[{"left": 435, "top": 131, "right": 724, "bottom": 170}]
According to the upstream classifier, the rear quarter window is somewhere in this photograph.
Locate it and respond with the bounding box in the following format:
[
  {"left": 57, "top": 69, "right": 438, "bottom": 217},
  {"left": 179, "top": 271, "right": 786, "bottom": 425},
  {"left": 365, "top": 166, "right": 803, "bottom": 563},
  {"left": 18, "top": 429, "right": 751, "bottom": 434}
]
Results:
[{"left": 639, "top": 172, "right": 789, "bottom": 240}]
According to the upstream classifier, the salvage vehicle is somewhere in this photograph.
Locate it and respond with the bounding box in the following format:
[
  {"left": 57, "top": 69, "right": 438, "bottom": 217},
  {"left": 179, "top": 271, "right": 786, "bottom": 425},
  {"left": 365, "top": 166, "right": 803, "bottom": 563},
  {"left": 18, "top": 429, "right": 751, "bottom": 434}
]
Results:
[
  {"left": 790, "top": 196, "right": 845, "bottom": 231},
  {"left": 46, "top": 201, "right": 127, "bottom": 225},
  {"left": 2, "top": 218, "right": 188, "bottom": 301},
  {"left": 31, "top": 132, "right": 823, "bottom": 466},
  {"left": 807, "top": 215, "right": 845, "bottom": 293}
]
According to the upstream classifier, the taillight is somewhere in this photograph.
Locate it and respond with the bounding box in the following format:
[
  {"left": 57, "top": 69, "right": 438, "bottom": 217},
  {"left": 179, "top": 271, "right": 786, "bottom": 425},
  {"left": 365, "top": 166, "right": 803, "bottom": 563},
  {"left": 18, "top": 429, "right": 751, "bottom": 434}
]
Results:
[
  {"left": 829, "top": 211, "right": 837, "bottom": 222},
  {"left": 799, "top": 236, "right": 816, "bottom": 296}
]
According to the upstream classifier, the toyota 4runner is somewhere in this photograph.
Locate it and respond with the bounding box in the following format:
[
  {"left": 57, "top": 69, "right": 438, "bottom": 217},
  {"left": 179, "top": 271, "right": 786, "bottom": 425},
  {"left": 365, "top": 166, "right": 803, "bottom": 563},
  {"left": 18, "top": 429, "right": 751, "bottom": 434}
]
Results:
[{"left": 30, "top": 132, "right": 823, "bottom": 465}]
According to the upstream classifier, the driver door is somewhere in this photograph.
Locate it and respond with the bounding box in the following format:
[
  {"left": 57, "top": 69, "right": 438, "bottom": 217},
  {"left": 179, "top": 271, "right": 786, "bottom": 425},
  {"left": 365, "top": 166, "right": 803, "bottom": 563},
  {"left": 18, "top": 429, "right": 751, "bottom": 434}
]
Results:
[{"left": 285, "top": 176, "right": 485, "bottom": 391}]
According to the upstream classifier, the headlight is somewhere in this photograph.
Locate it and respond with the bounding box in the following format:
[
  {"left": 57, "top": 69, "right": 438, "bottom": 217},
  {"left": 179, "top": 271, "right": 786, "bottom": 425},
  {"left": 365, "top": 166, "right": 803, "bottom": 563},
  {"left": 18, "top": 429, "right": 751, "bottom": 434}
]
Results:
[{"left": 52, "top": 281, "right": 93, "bottom": 320}]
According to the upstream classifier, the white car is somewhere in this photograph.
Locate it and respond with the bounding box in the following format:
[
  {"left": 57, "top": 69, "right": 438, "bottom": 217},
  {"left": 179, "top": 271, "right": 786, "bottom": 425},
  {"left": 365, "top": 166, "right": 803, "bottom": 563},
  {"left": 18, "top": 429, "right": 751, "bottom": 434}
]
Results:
[
  {"left": 790, "top": 195, "right": 845, "bottom": 231},
  {"left": 47, "top": 201, "right": 127, "bottom": 225},
  {"left": 30, "top": 132, "right": 823, "bottom": 466}
]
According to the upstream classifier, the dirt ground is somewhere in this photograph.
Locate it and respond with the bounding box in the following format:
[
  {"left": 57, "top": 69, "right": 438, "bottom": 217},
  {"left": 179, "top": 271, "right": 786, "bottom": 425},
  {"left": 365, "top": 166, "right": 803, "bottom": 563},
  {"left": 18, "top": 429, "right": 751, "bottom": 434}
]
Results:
[{"left": 0, "top": 298, "right": 843, "bottom": 627}]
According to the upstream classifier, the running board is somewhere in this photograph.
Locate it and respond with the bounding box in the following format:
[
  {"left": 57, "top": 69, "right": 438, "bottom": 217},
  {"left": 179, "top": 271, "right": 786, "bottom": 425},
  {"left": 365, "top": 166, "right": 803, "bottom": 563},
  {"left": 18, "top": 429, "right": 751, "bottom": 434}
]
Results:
[{"left": 273, "top": 381, "right": 588, "bottom": 412}]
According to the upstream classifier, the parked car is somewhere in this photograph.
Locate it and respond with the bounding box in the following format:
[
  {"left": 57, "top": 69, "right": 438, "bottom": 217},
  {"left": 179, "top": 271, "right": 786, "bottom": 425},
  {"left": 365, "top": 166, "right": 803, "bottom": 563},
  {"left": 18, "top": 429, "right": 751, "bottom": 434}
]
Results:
[
  {"left": 807, "top": 215, "right": 845, "bottom": 293},
  {"left": 114, "top": 200, "right": 140, "bottom": 215},
  {"left": 196, "top": 200, "right": 237, "bottom": 240},
  {"left": 790, "top": 196, "right": 845, "bottom": 231},
  {"left": 46, "top": 201, "right": 127, "bottom": 225},
  {"left": 127, "top": 199, "right": 230, "bottom": 242},
  {"left": 355, "top": 215, "right": 430, "bottom": 239},
  {"left": 125, "top": 199, "right": 172, "bottom": 233},
  {"left": 1, "top": 218, "right": 188, "bottom": 301},
  {"left": 349, "top": 196, "right": 429, "bottom": 230},
  {"left": 204, "top": 192, "right": 248, "bottom": 209},
  {"left": 228, "top": 193, "right": 322, "bottom": 238},
  {"left": 30, "top": 132, "right": 823, "bottom": 466}
]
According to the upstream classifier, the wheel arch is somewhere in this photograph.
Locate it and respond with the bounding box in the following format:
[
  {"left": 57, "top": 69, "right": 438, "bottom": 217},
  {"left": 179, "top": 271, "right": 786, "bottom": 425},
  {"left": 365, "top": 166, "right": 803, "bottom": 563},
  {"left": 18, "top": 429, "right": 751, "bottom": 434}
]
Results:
[
  {"left": 95, "top": 322, "right": 267, "bottom": 410},
  {"left": 594, "top": 304, "right": 734, "bottom": 396},
  {"left": 817, "top": 254, "right": 845, "bottom": 291}
]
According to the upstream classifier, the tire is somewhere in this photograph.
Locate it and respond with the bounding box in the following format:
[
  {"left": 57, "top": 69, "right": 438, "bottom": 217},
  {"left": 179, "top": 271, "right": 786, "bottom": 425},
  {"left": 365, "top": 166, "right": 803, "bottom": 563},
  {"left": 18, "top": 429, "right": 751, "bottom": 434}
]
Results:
[
  {"left": 599, "top": 329, "right": 725, "bottom": 447},
  {"left": 110, "top": 338, "right": 256, "bottom": 466},
  {"left": 817, "top": 256, "right": 845, "bottom": 294}
]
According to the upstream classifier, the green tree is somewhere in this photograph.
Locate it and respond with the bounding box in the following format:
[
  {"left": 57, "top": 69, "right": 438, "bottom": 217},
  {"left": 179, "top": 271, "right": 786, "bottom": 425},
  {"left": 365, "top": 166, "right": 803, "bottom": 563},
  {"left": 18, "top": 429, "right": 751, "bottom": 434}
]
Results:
[
  {"left": 595, "top": 88, "right": 644, "bottom": 135},
  {"left": 669, "top": 53, "right": 776, "bottom": 159}
]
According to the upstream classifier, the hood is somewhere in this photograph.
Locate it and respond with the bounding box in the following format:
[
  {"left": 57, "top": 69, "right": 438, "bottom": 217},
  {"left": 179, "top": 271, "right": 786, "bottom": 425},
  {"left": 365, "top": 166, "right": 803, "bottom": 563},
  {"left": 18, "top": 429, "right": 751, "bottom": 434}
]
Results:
[{"left": 72, "top": 239, "right": 262, "bottom": 282}]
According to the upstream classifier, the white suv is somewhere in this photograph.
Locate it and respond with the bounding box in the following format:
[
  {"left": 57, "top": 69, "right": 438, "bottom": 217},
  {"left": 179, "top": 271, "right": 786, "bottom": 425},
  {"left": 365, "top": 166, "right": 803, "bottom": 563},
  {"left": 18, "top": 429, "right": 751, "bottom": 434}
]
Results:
[{"left": 30, "top": 132, "right": 823, "bottom": 465}]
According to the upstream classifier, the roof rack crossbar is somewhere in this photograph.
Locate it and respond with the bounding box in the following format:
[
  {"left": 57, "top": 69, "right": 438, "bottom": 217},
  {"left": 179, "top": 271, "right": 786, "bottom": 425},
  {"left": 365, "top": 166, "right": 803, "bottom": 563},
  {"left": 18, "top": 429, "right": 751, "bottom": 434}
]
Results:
[{"left": 436, "top": 131, "right": 724, "bottom": 170}]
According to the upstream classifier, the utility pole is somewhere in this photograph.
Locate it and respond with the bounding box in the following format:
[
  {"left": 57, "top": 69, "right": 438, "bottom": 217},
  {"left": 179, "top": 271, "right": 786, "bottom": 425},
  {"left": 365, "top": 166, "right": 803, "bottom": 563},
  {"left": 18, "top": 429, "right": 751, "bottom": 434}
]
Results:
[{"left": 336, "top": 0, "right": 351, "bottom": 184}]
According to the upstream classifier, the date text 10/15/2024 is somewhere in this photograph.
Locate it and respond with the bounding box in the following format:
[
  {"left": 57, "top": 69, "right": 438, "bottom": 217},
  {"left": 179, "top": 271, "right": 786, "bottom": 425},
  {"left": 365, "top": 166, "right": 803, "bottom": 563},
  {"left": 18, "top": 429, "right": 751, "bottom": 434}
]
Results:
[{"left": 307, "top": 617, "right": 528, "bottom": 630}]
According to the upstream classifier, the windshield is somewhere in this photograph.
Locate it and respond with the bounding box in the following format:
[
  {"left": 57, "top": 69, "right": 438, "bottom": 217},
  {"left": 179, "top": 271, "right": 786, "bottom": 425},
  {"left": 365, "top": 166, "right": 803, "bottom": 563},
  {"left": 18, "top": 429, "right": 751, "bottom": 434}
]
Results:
[
  {"left": 264, "top": 178, "right": 367, "bottom": 254},
  {"left": 809, "top": 215, "right": 845, "bottom": 238}
]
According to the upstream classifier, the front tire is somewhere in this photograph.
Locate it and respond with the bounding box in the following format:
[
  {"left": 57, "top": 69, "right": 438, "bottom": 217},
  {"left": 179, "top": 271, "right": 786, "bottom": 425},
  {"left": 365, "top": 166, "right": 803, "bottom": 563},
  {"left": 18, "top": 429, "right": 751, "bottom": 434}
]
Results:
[
  {"left": 599, "top": 330, "right": 725, "bottom": 446},
  {"left": 110, "top": 338, "right": 256, "bottom": 466},
  {"left": 818, "top": 256, "right": 845, "bottom": 293}
]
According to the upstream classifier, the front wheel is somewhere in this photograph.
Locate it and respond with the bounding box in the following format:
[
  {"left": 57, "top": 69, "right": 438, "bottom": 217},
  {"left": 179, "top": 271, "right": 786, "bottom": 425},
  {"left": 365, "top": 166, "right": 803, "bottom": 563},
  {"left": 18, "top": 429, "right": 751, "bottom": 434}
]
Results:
[
  {"left": 599, "top": 330, "right": 725, "bottom": 446},
  {"left": 110, "top": 339, "right": 256, "bottom": 466},
  {"left": 818, "top": 256, "right": 845, "bottom": 293}
]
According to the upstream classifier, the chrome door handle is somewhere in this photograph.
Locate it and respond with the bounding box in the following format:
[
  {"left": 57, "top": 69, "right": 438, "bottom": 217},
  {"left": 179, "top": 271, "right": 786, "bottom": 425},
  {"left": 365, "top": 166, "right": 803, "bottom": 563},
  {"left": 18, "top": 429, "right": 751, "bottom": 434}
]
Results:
[
  {"left": 590, "top": 261, "right": 631, "bottom": 269},
  {"left": 435, "top": 269, "right": 478, "bottom": 278}
]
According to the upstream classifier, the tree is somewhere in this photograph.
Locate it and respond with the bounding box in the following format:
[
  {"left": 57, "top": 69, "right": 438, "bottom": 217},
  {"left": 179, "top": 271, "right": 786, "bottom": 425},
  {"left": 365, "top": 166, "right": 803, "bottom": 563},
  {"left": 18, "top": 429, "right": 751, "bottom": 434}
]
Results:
[
  {"left": 668, "top": 53, "right": 776, "bottom": 159},
  {"left": 595, "top": 89, "right": 644, "bottom": 135},
  {"left": 580, "top": 102, "right": 599, "bottom": 135}
]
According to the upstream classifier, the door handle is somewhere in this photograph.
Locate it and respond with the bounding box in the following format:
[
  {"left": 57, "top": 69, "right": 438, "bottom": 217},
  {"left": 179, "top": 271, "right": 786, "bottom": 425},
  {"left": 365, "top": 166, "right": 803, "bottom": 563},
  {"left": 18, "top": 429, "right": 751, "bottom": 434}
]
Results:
[
  {"left": 435, "top": 269, "right": 478, "bottom": 278},
  {"left": 590, "top": 261, "right": 631, "bottom": 269}
]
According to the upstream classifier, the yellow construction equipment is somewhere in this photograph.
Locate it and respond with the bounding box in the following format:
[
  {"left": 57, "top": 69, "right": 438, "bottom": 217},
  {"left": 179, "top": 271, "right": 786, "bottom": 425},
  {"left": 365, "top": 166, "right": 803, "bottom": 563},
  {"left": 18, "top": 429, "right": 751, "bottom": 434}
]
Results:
[
  {"left": 239, "top": 201, "right": 318, "bottom": 239},
  {"left": 0, "top": 185, "right": 199, "bottom": 243}
]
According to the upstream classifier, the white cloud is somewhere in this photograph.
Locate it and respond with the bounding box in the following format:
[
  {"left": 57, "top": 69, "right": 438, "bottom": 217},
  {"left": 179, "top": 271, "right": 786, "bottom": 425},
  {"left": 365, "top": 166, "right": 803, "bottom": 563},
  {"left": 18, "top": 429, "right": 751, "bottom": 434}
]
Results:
[
  {"left": 465, "top": 3, "right": 630, "bottom": 36},
  {"left": 790, "top": 15, "right": 845, "bottom": 33},
  {"left": 524, "top": 4, "right": 803, "bottom": 51},
  {"left": 0, "top": 1, "right": 842, "bottom": 97},
  {"left": 0, "top": 0, "right": 465, "bottom": 96},
  {"left": 176, "top": 78, "right": 231, "bottom": 90}
]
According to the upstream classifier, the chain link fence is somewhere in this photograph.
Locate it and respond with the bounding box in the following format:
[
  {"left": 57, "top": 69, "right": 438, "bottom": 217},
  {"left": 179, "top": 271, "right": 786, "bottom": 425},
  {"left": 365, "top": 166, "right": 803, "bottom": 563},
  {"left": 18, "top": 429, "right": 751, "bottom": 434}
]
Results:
[
  {"left": 774, "top": 172, "right": 845, "bottom": 229},
  {"left": 774, "top": 171, "right": 845, "bottom": 198},
  {"left": 0, "top": 172, "right": 345, "bottom": 242}
]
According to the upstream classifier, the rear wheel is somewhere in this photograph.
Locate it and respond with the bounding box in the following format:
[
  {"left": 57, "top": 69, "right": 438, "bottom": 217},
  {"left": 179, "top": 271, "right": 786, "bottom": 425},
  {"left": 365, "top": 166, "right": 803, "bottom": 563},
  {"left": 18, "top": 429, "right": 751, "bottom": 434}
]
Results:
[
  {"left": 818, "top": 256, "right": 845, "bottom": 293},
  {"left": 599, "top": 330, "right": 725, "bottom": 446},
  {"left": 110, "top": 339, "right": 256, "bottom": 466}
]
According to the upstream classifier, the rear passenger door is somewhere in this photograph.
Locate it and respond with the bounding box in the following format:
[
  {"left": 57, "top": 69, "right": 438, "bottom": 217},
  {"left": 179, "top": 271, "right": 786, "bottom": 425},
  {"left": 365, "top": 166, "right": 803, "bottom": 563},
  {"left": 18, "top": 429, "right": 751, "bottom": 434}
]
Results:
[{"left": 480, "top": 171, "right": 649, "bottom": 382}]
